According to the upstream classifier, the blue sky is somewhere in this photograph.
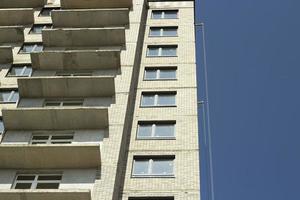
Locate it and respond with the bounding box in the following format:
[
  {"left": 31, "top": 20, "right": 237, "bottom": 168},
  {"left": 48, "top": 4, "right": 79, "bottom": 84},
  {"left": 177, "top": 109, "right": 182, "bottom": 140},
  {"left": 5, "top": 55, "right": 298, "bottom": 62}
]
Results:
[{"left": 196, "top": 0, "right": 300, "bottom": 199}]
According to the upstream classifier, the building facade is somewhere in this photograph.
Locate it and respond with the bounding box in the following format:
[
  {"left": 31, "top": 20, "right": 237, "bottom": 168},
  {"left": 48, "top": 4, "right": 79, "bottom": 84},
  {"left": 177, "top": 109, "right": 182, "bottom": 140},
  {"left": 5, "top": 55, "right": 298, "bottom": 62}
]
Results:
[{"left": 0, "top": 0, "right": 200, "bottom": 199}]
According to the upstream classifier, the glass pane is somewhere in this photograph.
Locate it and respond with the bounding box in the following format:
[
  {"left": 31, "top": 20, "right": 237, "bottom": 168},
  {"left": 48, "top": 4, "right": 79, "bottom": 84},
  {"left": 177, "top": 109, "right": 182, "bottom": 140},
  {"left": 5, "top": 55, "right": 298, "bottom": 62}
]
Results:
[
  {"left": 147, "top": 47, "right": 159, "bottom": 56},
  {"left": 137, "top": 125, "right": 152, "bottom": 138},
  {"left": 9, "top": 67, "right": 24, "bottom": 76},
  {"left": 33, "top": 45, "right": 43, "bottom": 52},
  {"left": 51, "top": 141, "right": 72, "bottom": 144},
  {"left": 36, "top": 183, "right": 60, "bottom": 189},
  {"left": 155, "top": 124, "right": 175, "bottom": 137},
  {"left": 133, "top": 160, "right": 149, "bottom": 175},
  {"left": 45, "top": 101, "right": 61, "bottom": 107},
  {"left": 51, "top": 135, "right": 74, "bottom": 140},
  {"left": 31, "top": 141, "right": 47, "bottom": 144},
  {"left": 16, "top": 175, "right": 35, "bottom": 181},
  {"left": 159, "top": 69, "right": 176, "bottom": 79},
  {"left": 152, "top": 11, "right": 162, "bottom": 19},
  {"left": 0, "top": 120, "right": 4, "bottom": 134},
  {"left": 38, "top": 175, "right": 62, "bottom": 181},
  {"left": 0, "top": 92, "right": 11, "bottom": 101},
  {"left": 144, "top": 69, "right": 157, "bottom": 80},
  {"left": 10, "top": 92, "right": 19, "bottom": 102},
  {"left": 157, "top": 94, "right": 175, "bottom": 106},
  {"left": 141, "top": 95, "right": 155, "bottom": 106},
  {"left": 161, "top": 47, "right": 177, "bottom": 56},
  {"left": 22, "top": 45, "right": 35, "bottom": 53},
  {"left": 62, "top": 101, "right": 83, "bottom": 106},
  {"left": 40, "top": 8, "right": 53, "bottom": 16},
  {"left": 14, "top": 183, "right": 32, "bottom": 189},
  {"left": 152, "top": 159, "right": 174, "bottom": 175},
  {"left": 31, "top": 25, "right": 44, "bottom": 34},
  {"left": 23, "top": 67, "right": 32, "bottom": 76},
  {"left": 163, "top": 28, "right": 177, "bottom": 36},
  {"left": 164, "top": 10, "right": 178, "bottom": 19},
  {"left": 32, "top": 135, "right": 49, "bottom": 140},
  {"left": 149, "top": 28, "right": 161, "bottom": 36}
]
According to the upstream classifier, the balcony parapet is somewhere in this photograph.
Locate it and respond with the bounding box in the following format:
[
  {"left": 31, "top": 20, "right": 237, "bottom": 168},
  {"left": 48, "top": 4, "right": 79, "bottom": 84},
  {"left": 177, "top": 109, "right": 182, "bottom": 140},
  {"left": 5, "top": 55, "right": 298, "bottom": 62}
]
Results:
[
  {"left": 31, "top": 49, "right": 121, "bottom": 70},
  {"left": 0, "top": 0, "right": 47, "bottom": 8},
  {"left": 0, "top": 189, "right": 91, "bottom": 200},
  {"left": 42, "top": 28, "right": 126, "bottom": 48},
  {"left": 0, "top": 46, "right": 13, "bottom": 64},
  {"left": 0, "top": 144, "right": 101, "bottom": 169},
  {"left": 61, "top": 0, "right": 132, "bottom": 9},
  {"left": 0, "top": 9, "right": 34, "bottom": 26},
  {"left": 18, "top": 76, "right": 115, "bottom": 98},
  {"left": 0, "top": 26, "right": 24, "bottom": 44},
  {"left": 52, "top": 9, "right": 129, "bottom": 28},
  {"left": 2, "top": 107, "right": 109, "bottom": 130}
]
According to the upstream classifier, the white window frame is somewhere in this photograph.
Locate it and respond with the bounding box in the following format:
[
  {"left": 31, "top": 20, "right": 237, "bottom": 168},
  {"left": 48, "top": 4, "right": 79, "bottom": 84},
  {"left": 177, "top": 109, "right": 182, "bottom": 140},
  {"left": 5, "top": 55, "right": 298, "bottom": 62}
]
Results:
[
  {"left": 149, "top": 27, "right": 178, "bottom": 37},
  {"left": 137, "top": 122, "right": 176, "bottom": 139},
  {"left": 132, "top": 157, "right": 175, "bottom": 177},
  {"left": 44, "top": 99, "right": 84, "bottom": 107},
  {"left": 144, "top": 67, "right": 177, "bottom": 80},
  {"left": 30, "top": 133, "right": 74, "bottom": 144},
  {"left": 12, "top": 174, "right": 62, "bottom": 189},
  {"left": 151, "top": 10, "right": 178, "bottom": 19},
  {"left": 141, "top": 93, "right": 176, "bottom": 107},
  {"left": 7, "top": 64, "right": 32, "bottom": 77},
  {"left": 0, "top": 90, "right": 19, "bottom": 103},
  {"left": 147, "top": 46, "right": 177, "bottom": 57}
]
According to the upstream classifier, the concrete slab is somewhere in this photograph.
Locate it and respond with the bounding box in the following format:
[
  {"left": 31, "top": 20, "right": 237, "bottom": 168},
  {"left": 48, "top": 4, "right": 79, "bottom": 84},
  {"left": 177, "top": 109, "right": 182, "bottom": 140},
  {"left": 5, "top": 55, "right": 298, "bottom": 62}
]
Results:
[
  {"left": 0, "top": 189, "right": 91, "bottom": 200},
  {"left": 0, "top": 0, "right": 47, "bottom": 8},
  {"left": 42, "top": 28, "right": 126, "bottom": 47},
  {"left": 52, "top": 9, "right": 129, "bottom": 28},
  {"left": 18, "top": 76, "right": 115, "bottom": 98},
  {"left": 0, "top": 9, "right": 34, "bottom": 26},
  {"left": 31, "top": 49, "right": 121, "bottom": 70},
  {"left": 0, "top": 26, "right": 24, "bottom": 44},
  {"left": 61, "top": 0, "right": 132, "bottom": 9},
  {"left": 2, "top": 108, "right": 109, "bottom": 130},
  {"left": 0, "top": 144, "right": 101, "bottom": 169}
]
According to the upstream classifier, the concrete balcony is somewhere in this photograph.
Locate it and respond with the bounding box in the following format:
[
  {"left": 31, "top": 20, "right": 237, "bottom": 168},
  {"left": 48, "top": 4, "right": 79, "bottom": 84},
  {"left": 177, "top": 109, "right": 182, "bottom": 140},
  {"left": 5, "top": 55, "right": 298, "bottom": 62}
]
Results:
[
  {"left": 0, "top": 9, "right": 34, "bottom": 26},
  {"left": 0, "top": 0, "right": 47, "bottom": 8},
  {"left": 2, "top": 107, "right": 108, "bottom": 130},
  {"left": 0, "top": 46, "right": 13, "bottom": 64},
  {"left": 61, "top": 0, "right": 132, "bottom": 9},
  {"left": 18, "top": 76, "right": 115, "bottom": 98},
  {"left": 31, "top": 49, "right": 121, "bottom": 70},
  {"left": 0, "top": 26, "right": 24, "bottom": 44},
  {"left": 52, "top": 9, "right": 129, "bottom": 28},
  {"left": 0, "top": 189, "right": 91, "bottom": 200},
  {"left": 0, "top": 144, "right": 101, "bottom": 169},
  {"left": 42, "top": 28, "right": 126, "bottom": 48}
]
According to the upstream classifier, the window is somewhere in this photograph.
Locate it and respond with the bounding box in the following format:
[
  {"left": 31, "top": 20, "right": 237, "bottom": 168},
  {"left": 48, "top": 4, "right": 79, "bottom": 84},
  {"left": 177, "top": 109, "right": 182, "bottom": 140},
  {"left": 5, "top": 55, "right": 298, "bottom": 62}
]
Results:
[
  {"left": 44, "top": 99, "right": 84, "bottom": 107},
  {"left": 141, "top": 92, "right": 176, "bottom": 107},
  {"left": 0, "top": 90, "right": 19, "bottom": 103},
  {"left": 149, "top": 27, "right": 178, "bottom": 37},
  {"left": 39, "top": 7, "right": 59, "bottom": 17},
  {"left": 19, "top": 43, "right": 43, "bottom": 54},
  {"left": 132, "top": 156, "right": 174, "bottom": 177},
  {"left": 0, "top": 118, "right": 4, "bottom": 135},
  {"left": 144, "top": 67, "right": 176, "bottom": 80},
  {"left": 137, "top": 121, "right": 175, "bottom": 139},
  {"left": 31, "top": 133, "right": 74, "bottom": 144},
  {"left": 56, "top": 71, "right": 93, "bottom": 77},
  {"left": 147, "top": 45, "right": 177, "bottom": 57},
  {"left": 7, "top": 64, "right": 32, "bottom": 77},
  {"left": 13, "top": 174, "right": 62, "bottom": 189},
  {"left": 30, "top": 24, "right": 52, "bottom": 34},
  {"left": 151, "top": 10, "right": 178, "bottom": 19}
]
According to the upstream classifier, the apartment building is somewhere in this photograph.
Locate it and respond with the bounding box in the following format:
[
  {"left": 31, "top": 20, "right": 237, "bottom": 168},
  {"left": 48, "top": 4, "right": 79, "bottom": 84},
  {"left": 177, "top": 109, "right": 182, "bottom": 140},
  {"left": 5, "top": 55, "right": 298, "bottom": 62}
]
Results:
[{"left": 0, "top": 0, "right": 200, "bottom": 199}]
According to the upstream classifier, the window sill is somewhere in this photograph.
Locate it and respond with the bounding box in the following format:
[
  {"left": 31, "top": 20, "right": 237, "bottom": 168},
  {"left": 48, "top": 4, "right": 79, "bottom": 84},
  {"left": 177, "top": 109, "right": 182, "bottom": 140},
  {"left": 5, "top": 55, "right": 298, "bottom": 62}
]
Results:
[
  {"left": 140, "top": 105, "right": 177, "bottom": 108},
  {"left": 131, "top": 175, "right": 175, "bottom": 178},
  {"left": 146, "top": 55, "right": 178, "bottom": 58},
  {"left": 136, "top": 137, "right": 176, "bottom": 140},
  {"left": 143, "top": 78, "right": 177, "bottom": 81}
]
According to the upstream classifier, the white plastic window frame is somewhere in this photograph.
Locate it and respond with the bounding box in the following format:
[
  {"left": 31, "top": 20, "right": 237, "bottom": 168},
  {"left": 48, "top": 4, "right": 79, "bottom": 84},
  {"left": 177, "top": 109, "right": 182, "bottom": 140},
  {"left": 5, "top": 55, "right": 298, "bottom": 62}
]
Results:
[
  {"left": 137, "top": 123, "right": 176, "bottom": 139},
  {"left": 30, "top": 133, "right": 74, "bottom": 144},
  {"left": 12, "top": 174, "right": 62, "bottom": 189}
]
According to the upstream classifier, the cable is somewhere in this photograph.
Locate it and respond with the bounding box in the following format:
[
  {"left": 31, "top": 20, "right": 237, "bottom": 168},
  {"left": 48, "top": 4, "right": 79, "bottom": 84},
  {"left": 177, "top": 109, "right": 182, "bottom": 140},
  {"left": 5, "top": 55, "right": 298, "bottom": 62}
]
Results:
[{"left": 196, "top": 22, "right": 215, "bottom": 200}]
